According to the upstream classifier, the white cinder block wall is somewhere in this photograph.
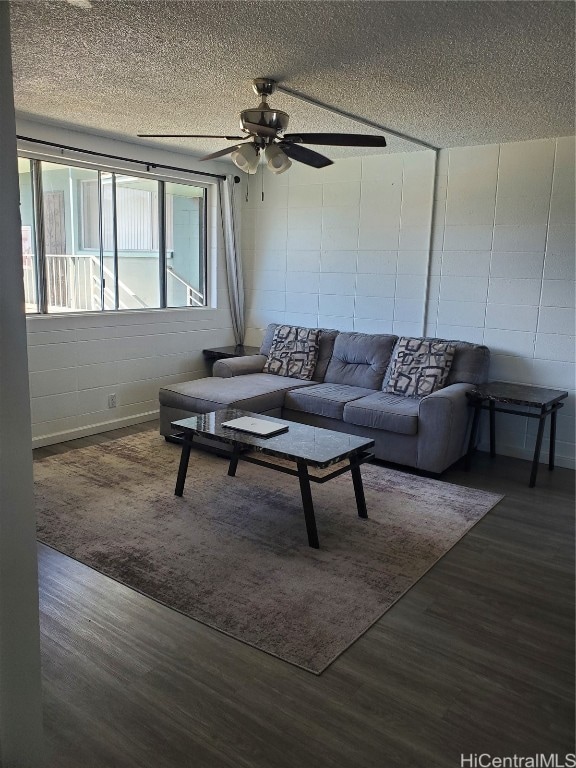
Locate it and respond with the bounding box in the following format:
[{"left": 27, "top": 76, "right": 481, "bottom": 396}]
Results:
[
  {"left": 427, "top": 137, "right": 575, "bottom": 468},
  {"left": 18, "top": 120, "right": 235, "bottom": 446},
  {"left": 242, "top": 152, "right": 436, "bottom": 338},
  {"left": 241, "top": 137, "right": 575, "bottom": 468}
]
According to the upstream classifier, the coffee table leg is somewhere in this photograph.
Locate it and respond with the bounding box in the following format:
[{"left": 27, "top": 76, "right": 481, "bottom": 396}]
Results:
[
  {"left": 228, "top": 444, "right": 241, "bottom": 477},
  {"left": 297, "top": 461, "right": 319, "bottom": 549},
  {"left": 175, "top": 439, "right": 192, "bottom": 497},
  {"left": 351, "top": 459, "right": 368, "bottom": 518}
]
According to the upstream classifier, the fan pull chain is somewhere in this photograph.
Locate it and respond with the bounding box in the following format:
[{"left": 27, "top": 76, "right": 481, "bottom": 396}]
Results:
[{"left": 261, "top": 160, "right": 264, "bottom": 202}]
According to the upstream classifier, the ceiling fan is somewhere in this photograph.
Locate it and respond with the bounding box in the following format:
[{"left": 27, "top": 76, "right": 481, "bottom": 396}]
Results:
[{"left": 138, "top": 78, "right": 387, "bottom": 174}]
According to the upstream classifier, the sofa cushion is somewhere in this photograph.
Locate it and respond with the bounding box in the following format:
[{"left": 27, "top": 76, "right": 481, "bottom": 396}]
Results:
[
  {"left": 312, "top": 329, "right": 339, "bottom": 382},
  {"left": 381, "top": 337, "right": 491, "bottom": 389},
  {"left": 259, "top": 323, "right": 338, "bottom": 383},
  {"left": 446, "top": 341, "right": 490, "bottom": 386},
  {"left": 284, "top": 383, "right": 377, "bottom": 420},
  {"left": 263, "top": 325, "right": 320, "bottom": 380},
  {"left": 343, "top": 392, "right": 420, "bottom": 435},
  {"left": 385, "top": 337, "right": 455, "bottom": 398},
  {"left": 160, "top": 374, "right": 315, "bottom": 414},
  {"left": 324, "top": 332, "right": 397, "bottom": 389},
  {"left": 259, "top": 323, "right": 279, "bottom": 356}
]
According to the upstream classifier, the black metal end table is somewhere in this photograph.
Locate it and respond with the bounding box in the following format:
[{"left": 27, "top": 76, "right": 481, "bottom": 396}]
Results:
[
  {"left": 202, "top": 345, "right": 261, "bottom": 374},
  {"left": 465, "top": 381, "right": 568, "bottom": 488}
]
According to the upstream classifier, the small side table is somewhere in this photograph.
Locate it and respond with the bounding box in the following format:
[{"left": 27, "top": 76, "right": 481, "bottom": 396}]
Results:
[
  {"left": 202, "top": 344, "right": 260, "bottom": 373},
  {"left": 466, "top": 381, "right": 568, "bottom": 487}
]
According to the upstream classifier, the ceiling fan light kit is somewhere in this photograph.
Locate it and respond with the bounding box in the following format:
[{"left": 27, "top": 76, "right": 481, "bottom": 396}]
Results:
[
  {"left": 138, "top": 78, "right": 388, "bottom": 175},
  {"left": 265, "top": 143, "right": 292, "bottom": 174},
  {"left": 230, "top": 143, "right": 260, "bottom": 174}
]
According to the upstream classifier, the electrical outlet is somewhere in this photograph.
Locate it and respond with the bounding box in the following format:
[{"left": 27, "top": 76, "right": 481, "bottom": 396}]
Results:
[{"left": 107, "top": 393, "right": 117, "bottom": 409}]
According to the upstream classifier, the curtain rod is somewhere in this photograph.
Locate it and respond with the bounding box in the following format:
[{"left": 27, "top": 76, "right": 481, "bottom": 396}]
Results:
[{"left": 16, "top": 135, "right": 228, "bottom": 181}]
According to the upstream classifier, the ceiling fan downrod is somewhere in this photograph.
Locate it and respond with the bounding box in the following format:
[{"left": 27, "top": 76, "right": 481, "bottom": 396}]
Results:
[{"left": 252, "top": 78, "right": 277, "bottom": 99}]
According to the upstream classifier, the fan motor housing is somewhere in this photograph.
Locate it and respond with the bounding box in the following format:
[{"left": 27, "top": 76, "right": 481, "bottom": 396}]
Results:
[{"left": 240, "top": 107, "right": 289, "bottom": 135}]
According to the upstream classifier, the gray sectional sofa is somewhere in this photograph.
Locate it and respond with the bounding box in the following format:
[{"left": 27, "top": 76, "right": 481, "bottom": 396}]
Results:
[{"left": 159, "top": 325, "right": 490, "bottom": 474}]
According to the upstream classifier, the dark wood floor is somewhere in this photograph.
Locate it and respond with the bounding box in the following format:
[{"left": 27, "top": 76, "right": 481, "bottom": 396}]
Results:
[{"left": 35, "top": 425, "right": 575, "bottom": 768}]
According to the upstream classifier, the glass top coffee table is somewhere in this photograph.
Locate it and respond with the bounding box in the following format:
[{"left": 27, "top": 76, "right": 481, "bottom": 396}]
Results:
[{"left": 171, "top": 408, "right": 375, "bottom": 549}]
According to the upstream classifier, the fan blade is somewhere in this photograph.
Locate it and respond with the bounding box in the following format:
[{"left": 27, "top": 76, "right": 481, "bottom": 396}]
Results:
[
  {"left": 278, "top": 142, "right": 333, "bottom": 169},
  {"left": 200, "top": 144, "right": 243, "bottom": 161},
  {"left": 137, "top": 134, "right": 247, "bottom": 140},
  {"left": 283, "top": 133, "right": 387, "bottom": 148},
  {"left": 242, "top": 121, "right": 277, "bottom": 138}
]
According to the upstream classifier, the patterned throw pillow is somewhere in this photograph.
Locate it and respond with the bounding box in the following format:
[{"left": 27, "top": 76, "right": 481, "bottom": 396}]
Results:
[
  {"left": 385, "top": 337, "right": 456, "bottom": 398},
  {"left": 263, "top": 325, "right": 320, "bottom": 380}
]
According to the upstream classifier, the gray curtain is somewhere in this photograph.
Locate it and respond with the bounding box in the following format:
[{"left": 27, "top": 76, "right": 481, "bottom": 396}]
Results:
[{"left": 218, "top": 175, "right": 245, "bottom": 345}]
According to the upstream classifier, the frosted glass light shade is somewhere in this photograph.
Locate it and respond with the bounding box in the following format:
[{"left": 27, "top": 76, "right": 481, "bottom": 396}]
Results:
[
  {"left": 231, "top": 144, "right": 260, "bottom": 174},
  {"left": 265, "top": 144, "right": 292, "bottom": 174}
]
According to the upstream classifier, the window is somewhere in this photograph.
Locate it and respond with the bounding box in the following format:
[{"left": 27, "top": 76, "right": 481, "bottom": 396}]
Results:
[
  {"left": 18, "top": 156, "right": 208, "bottom": 314},
  {"left": 105, "top": 174, "right": 161, "bottom": 310},
  {"left": 41, "top": 161, "right": 102, "bottom": 313},
  {"left": 82, "top": 176, "right": 159, "bottom": 252},
  {"left": 165, "top": 181, "right": 206, "bottom": 308}
]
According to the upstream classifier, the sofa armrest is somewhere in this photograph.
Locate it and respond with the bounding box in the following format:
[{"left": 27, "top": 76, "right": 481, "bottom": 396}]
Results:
[
  {"left": 417, "top": 382, "right": 475, "bottom": 473},
  {"left": 213, "top": 354, "right": 267, "bottom": 378}
]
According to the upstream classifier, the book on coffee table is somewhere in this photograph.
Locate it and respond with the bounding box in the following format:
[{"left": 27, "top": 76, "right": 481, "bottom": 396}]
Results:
[{"left": 221, "top": 416, "right": 289, "bottom": 438}]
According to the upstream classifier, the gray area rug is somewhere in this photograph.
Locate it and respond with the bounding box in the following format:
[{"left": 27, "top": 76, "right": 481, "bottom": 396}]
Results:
[{"left": 34, "top": 429, "right": 503, "bottom": 674}]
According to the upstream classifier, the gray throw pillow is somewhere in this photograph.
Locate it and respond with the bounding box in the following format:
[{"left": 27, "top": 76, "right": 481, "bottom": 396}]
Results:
[
  {"left": 263, "top": 325, "right": 320, "bottom": 380},
  {"left": 385, "top": 337, "right": 455, "bottom": 398}
]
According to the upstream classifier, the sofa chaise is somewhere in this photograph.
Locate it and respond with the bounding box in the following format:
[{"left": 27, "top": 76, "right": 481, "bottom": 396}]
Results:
[{"left": 159, "top": 325, "right": 490, "bottom": 475}]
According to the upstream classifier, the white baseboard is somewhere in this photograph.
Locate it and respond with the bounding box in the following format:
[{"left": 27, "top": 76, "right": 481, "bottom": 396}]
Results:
[{"left": 32, "top": 410, "right": 159, "bottom": 449}]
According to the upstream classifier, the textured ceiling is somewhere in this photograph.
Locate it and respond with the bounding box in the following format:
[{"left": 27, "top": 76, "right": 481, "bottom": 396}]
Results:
[{"left": 9, "top": 0, "right": 575, "bottom": 162}]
